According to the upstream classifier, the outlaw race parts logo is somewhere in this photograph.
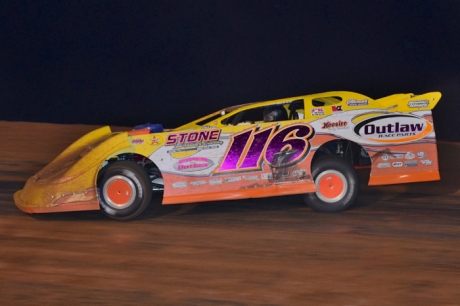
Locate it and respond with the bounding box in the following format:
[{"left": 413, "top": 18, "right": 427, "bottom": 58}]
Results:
[{"left": 353, "top": 114, "right": 433, "bottom": 144}]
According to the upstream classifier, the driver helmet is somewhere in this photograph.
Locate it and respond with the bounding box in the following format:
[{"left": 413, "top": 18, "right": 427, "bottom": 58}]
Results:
[{"left": 263, "top": 105, "right": 288, "bottom": 122}]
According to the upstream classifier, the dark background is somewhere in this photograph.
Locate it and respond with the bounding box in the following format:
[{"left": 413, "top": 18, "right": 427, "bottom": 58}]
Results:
[{"left": 1, "top": 1, "right": 459, "bottom": 140}]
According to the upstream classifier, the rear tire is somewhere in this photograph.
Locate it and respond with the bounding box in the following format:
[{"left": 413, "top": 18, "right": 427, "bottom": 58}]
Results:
[
  {"left": 98, "top": 161, "right": 153, "bottom": 220},
  {"left": 303, "top": 155, "right": 358, "bottom": 212}
]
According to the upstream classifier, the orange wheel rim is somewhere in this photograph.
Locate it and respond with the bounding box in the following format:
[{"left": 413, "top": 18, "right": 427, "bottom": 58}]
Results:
[
  {"left": 107, "top": 180, "right": 132, "bottom": 205},
  {"left": 103, "top": 175, "right": 136, "bottom": 209},
  {"left": 315, "top": 170, "right": 347, "bottom": 203},
  {"left": 318, "top": 173, "right": 344, "bottom": 199}
]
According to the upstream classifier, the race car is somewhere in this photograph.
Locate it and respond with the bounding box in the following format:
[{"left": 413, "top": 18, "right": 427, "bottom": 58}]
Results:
[{"left": 14, "top": 91, "right": 442, "bottom": 220}]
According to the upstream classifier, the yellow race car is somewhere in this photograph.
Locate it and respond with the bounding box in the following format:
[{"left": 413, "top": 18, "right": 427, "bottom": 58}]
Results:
[{"left": 14, "top": 91, "right": 442, "bottom": 220}]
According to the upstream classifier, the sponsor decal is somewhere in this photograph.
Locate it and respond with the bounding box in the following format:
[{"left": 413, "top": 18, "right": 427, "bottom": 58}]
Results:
[
  {"left": 292, "top": 169, "right": 307, "bottom": 176},
  {"left": 353, "top": 114, "right": 434, "bottom": 144},
  {"left": 148, "top": 135, "right": 162, "bottom": 145},
  {"left": 261, "top": 173, "right": 273, "bottom": 180},
  {"left": 243, "top": 175, "right": 259, "bottom": 181},
  {"left": 405, "top": 160, "right": 418, "bottom": 167},
  {"left": 390, "top": 153, "right": 404, "bottom": 159},
  {"left": 405, "top": 152, "right": 415, "bottom": 159},
  {"left": 209, "top": 178, "right": 222, "bottom": 185},
  {"left": 321, "top": 120, "right": 348, "bottom": 130},
  {"left": 382, "top": 154, "right": 389, "bottom": 161},
  {"left": 173, "top": 157, "right": 214, "bottom": 172},
  {"left": 225, "top": 176, "right": 242, "bottom": 183},
  {"left": 420, "top": 159, "right": 433, "bottom": 166},
  {"left": 392, "top": 162, "right": 403, "bottom": 167},
  {"left": 131, "top": 138, "right": 144, "bottom": 145},
  {"left": 332, "top": 105, "right": 343, "bottom": 112},
  {"left": 166, "top": 129, "right": 223, "bottom": 156},
  {"left": 190, "top": 180, "right": 207, "bottom": 186},
  {"left": 286, "top": 169, "right": 311, "bottom": 181},
  {"left": 417, "top": 152, "right": 427, "bottom": 158},
  {"left": 377, "top": 162, "right": 391, "bottom": 168},
  {"left": 347, "top": 99, "right": 369, "bottom": 106},
  {"left": 172, "top": 182, "right": 187, "bottom": 188},
  {"left": 408, "top": 100, "right": 429, "bottom": 108},
  {"left": 311, "top": 108, "right": 325, "bottom": 116},
  {"left": 166, "top": 129, "right": 221, "bottom": 145},
  {"left": 216, "top": 123, "right": 313, "bottom": 173}
]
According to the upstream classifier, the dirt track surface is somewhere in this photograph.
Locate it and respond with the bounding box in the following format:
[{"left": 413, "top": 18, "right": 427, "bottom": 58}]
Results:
[{"left": 1, "top": 121, "right": 460, "bottom": 305}]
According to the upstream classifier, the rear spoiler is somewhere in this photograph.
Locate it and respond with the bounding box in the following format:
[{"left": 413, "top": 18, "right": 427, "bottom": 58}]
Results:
[{"left": 376, "top": 92, "right": 441, "bottom": 111}]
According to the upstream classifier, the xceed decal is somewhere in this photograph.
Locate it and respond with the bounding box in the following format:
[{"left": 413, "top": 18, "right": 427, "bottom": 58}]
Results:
[
  {"left": 173, "top": 157, "right": 214, "bottom": 172},
  {"left": 408, "top": 100, "right": 429, "bottom": 108},
  {"left": 353, "top": 114, "right": 433, "bottom": 143},
  {"left": 215, "top": 123, "right": 313, "bottom": 173}
]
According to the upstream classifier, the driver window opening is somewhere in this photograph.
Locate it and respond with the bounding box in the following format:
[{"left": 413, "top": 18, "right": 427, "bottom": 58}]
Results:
[{"left": 223, "top": 99, "right": 304, "bottom": 125}]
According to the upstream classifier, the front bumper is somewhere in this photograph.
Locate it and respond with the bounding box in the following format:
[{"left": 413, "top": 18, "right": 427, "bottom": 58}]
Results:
[
  {"left": 14, "top": 126, "right": 131, "bottom": 214},
  {"left": 14, "top": 187, "right": 99, "bottom": 214}
]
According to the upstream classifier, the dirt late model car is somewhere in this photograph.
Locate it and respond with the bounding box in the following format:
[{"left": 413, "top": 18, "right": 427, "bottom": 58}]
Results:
[{"left": 14, "top": 91, "right": 441, "bottom": 220}]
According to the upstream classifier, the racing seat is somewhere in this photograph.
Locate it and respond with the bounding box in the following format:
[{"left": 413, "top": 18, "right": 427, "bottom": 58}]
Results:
[{"left": 288, "top": 99, "right": 305, "bottom": 120}]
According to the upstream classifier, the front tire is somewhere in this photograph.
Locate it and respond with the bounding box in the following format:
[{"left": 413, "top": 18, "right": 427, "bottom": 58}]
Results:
[
  {"left": 303, "top": 155, "right": 358, "bottom": 212},
  {"left": 98, "top": 161, "right": 153, "bottom": 220}
]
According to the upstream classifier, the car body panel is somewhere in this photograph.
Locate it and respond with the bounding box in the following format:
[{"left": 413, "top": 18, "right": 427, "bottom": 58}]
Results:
[
  {"left": 14, "top": 91, "right": 442, "bottom": 214},
  {"left": 14, "top": 128, "right": 132, "bottom": 213}
]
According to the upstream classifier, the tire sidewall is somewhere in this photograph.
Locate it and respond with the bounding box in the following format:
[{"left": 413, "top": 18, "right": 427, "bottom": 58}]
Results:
[
  {"left": 98, "top": 161, "right": 152, "bottom": 220},
  {"left": 304, "top": 155, "right": 358, "bottom": 212}
]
